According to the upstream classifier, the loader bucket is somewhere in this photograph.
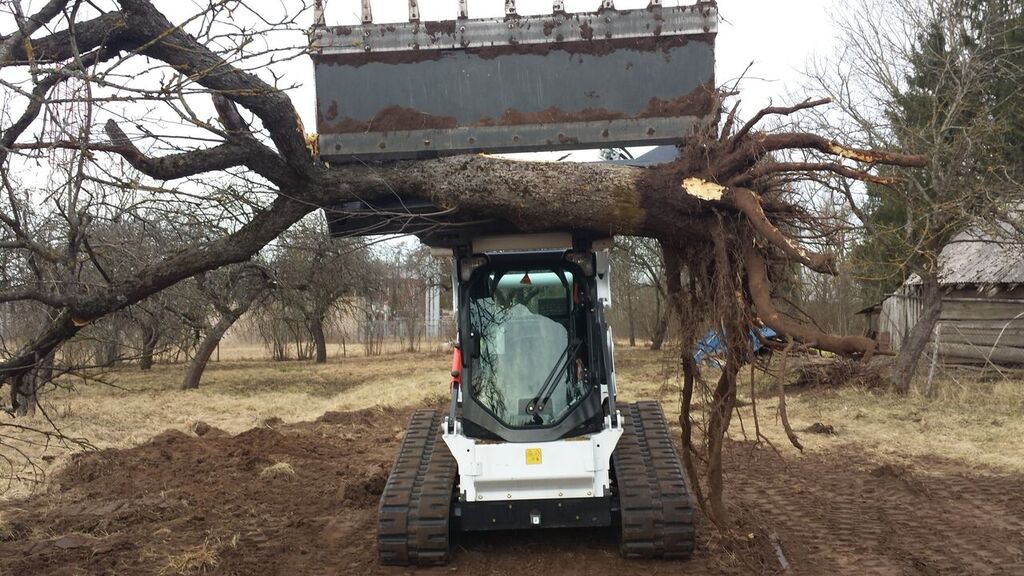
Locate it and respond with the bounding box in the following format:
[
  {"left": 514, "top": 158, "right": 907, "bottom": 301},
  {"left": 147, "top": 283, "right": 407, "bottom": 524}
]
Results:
[{"left": 310, "top": 0, "right": 718, "bottom": 162}]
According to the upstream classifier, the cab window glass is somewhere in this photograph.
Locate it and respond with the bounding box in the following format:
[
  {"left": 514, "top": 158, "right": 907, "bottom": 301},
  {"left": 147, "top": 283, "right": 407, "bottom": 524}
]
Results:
[{"left": 469, "top": 268, "right": 586, "bottom": 427}]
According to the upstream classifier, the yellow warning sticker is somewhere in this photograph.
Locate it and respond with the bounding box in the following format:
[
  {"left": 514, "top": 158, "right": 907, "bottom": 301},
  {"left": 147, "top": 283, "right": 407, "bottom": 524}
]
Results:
[{"left": 525, "top": 448, "right": 542, "bottom": 465}]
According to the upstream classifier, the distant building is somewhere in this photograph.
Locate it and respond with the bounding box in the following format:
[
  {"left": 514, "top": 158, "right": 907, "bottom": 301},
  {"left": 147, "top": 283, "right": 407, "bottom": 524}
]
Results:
[{"left": 863, "top": 224, "right": 1024, "bottom": 366}]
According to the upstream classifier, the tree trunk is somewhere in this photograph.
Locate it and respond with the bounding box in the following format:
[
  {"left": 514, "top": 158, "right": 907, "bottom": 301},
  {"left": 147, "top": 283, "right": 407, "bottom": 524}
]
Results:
[
  {"left": 627, "top": 288, "right": 637, "bottom": 347},
  {"left": 10, "top": 372, "right": 36, "bottom": 416},
  {"left": 311, "top": 314, "right": 328, "bottom": 363},
  {"left": 654, "top": 247, "right": 683, "bottom": 353},
  {"left": 37, "top": 350, "right": 54, "bottom": 385},
  {"left": 0, "top": 3, "right": 929, "bottom": 389},
  {"left": 650, "top": 276, "right": 668, "bottom": 350},
  {"left": 892, "top": 272, "right": 943, "bottom": 394},
  {"left": 140, "top": 324, "right": 160, "bottom": 370},
  {"left": 293, "top": 325, "right": 307, "bottom": 360},
  {"left": 10, "top": 349, "right": 53, "bottom": 417},
  {"left": 406, "top": 319, "right": 419, "bottom": 353},
  {"left": 97, "top": 336, "right": 120, "bottom": 367},
  {"left": 182, "top": 314, "right": 238, "bottom": 389},
  {"left": 650, "top": 307, "right": 669, "bottom": 351},
  {"left": 706, "top": 360, "right": 740, "bottom": 524}
]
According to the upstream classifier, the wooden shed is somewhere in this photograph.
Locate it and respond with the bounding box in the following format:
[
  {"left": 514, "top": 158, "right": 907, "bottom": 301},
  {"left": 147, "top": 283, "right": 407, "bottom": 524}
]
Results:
[{"left": 875, "top": 226, "right": 1024, "bottom": 366}]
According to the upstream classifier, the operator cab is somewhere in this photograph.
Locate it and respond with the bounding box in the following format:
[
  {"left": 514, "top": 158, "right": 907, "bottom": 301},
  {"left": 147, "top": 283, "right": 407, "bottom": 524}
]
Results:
[{"left": 457, "top": 247, "right": 610, "bottom": 443}]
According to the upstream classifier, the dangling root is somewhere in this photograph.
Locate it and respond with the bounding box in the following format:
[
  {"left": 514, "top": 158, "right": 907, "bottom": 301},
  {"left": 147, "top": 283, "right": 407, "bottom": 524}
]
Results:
[{"left": 775, "top": 340, "right": 803, "bottom": 451}]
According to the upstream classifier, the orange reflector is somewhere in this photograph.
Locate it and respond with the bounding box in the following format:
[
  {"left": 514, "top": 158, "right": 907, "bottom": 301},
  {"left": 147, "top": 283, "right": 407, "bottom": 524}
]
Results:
[{"left": 520, "top": 273, "right": 532, "bottom": 285}]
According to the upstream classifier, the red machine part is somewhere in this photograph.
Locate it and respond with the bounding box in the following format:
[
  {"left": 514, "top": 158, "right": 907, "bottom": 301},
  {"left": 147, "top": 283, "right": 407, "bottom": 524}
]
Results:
[{"left": 450, "top": 345, "right": 462, "bottom": 389}]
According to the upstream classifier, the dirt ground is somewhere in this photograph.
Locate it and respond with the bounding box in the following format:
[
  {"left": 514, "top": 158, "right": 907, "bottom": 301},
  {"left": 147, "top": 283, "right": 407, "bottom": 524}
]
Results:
[{"left": 2, "top": 399, "right": 1023, "bottom": 575}]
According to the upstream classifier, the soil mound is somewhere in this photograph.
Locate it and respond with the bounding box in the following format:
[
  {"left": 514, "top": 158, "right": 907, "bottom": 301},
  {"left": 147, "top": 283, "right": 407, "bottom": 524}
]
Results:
[
  {"left": 316, "top": 407, "right": 389, "bottom": 426},
  {"left": 4, "top": 409, "right": 408, "bottom": 575},
  {"left": 260, "top": 416, "right": 284, "bottom": 428},
  {"left": 191, "top": 420, "right": 229, "bottom": 438}
]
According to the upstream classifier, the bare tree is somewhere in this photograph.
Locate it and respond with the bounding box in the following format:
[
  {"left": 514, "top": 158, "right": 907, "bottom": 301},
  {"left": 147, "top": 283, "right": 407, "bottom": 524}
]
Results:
[
  {"left": 609, "top": 237, "right": 666, "bottom": 348},
  {"left": 181, "top": 263, "right": 271, "bottom": 389},
  {"left": 385, "top": 243, "right": 443, "bottom": 353},
  {"left": 258, "top": 216, "right": 363, "bottom": 363}
]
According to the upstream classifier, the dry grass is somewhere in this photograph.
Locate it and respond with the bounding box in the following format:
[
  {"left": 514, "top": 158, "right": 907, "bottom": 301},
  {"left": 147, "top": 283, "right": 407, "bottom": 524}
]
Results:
[
  {"left": 259, "top": 462, "right": 296, "bottom": 480},
  {"left": 0, "top": 513, "right": 13, "bottom": 541},
  {"left": 612, "top": 344, "right": 1024, "bottom": 473},
  {"left": 2, "top": 341, "right": 1022, "bottom": 501},
  {"left": 776, "top": 375, "right": 1024, "bottom": 472},
  {"left": 160, "top": 538, "right": 221, "bottom": 575}
]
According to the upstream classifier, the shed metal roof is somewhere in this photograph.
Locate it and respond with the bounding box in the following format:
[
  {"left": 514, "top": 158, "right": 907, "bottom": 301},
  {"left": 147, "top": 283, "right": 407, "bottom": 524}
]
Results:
[{"left": 934, "top": 223, "right": 1024, "bottom": 285}]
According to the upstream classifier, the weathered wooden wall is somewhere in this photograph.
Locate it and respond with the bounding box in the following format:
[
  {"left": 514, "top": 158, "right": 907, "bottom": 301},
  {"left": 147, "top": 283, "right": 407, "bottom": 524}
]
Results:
[
  {"left": 879, "top": 285, "right": 1024, "bottom": 366},
  {"left": 878, "top": 285, "right": 922, "bottom": 351}
]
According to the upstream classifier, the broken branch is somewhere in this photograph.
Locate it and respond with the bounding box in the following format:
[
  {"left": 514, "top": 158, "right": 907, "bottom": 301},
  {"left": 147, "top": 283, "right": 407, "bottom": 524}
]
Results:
[
  {"left": 743, "top": 239, "right": 877, "bottom": 359},
  {"left": 732, "top": 187, "right": 837, "bottom": 274}
]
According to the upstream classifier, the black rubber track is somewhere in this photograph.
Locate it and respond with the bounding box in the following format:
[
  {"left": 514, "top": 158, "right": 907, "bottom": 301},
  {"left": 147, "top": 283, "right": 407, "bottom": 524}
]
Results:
[
  {"left": 377, "top": 410, "right": 457, "bottom": 566},
  {"left": 612, "top": 401, "right": 696, "bottom": 558}
]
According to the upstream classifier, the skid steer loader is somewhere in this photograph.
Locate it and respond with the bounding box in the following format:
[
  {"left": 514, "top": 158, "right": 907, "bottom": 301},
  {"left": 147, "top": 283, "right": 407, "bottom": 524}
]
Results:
[{"left": 312, "top": 0, "right": 717, "bottom": 565}]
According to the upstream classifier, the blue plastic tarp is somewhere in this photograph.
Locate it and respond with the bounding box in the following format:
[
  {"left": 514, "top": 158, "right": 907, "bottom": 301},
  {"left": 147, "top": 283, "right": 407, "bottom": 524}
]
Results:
[{"left": 693, "top": 327, "right": 778, "bottom": 366}]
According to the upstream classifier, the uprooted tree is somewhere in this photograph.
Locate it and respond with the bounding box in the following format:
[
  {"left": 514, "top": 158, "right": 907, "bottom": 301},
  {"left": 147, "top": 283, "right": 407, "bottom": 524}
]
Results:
[{"left": 0, "top": 1, "right": 927, "bottom": 523}]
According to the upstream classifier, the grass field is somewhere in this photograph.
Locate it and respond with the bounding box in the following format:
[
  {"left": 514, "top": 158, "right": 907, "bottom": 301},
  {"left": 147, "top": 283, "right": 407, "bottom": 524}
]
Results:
[
  {"left": 2, "top": 342, "right": 1023, "bottom": 500},
  {"left": 615, "top": 347, "right": 1024, "bottom": 472}
]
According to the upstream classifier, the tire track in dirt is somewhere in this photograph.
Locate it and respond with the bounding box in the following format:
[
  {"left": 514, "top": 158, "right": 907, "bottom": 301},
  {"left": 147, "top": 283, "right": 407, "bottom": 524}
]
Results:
[{"left": 729, "top": 441, "right": 1024, "bottom": 576}]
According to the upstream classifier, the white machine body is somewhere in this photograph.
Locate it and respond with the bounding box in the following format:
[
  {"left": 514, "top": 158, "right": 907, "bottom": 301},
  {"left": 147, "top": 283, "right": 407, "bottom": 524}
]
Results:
[{"left": 443, "top": 414, "right": 622, "bottom": 503}]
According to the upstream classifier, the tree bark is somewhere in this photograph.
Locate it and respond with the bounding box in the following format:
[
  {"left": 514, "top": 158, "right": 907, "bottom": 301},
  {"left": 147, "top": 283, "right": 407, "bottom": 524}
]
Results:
[
  {"left": 650, "top": 308, "right": 669, "bottom": 351},
  {"left": 182, "top": 314, "right": 237, "bottom": 390},
  {"left": 10, "top": 349, "right": 53, "bottom": 417},
  {"left": 650, "top": 246, "right": 678, "bottom": 351},
  {"left": 140, "top": 324, "right": 160, "bottom": 370},
  {"left": 37, "top": 350, "right": 54, "bottom": 386},
  {"left": 892, "top": 271, "right": 943, "bottom": 394},
  {"left": 626, "top": 287, "right": 637, "bottom": 347},
  {"left": 310, "top": 314, "right": 328, "bottom": 364},
  {"left": 706, "top": 360, "right": 740, "bottom": 524},
  {"left": 10, "top": 372, "right": 36, "bottom": 416}
]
